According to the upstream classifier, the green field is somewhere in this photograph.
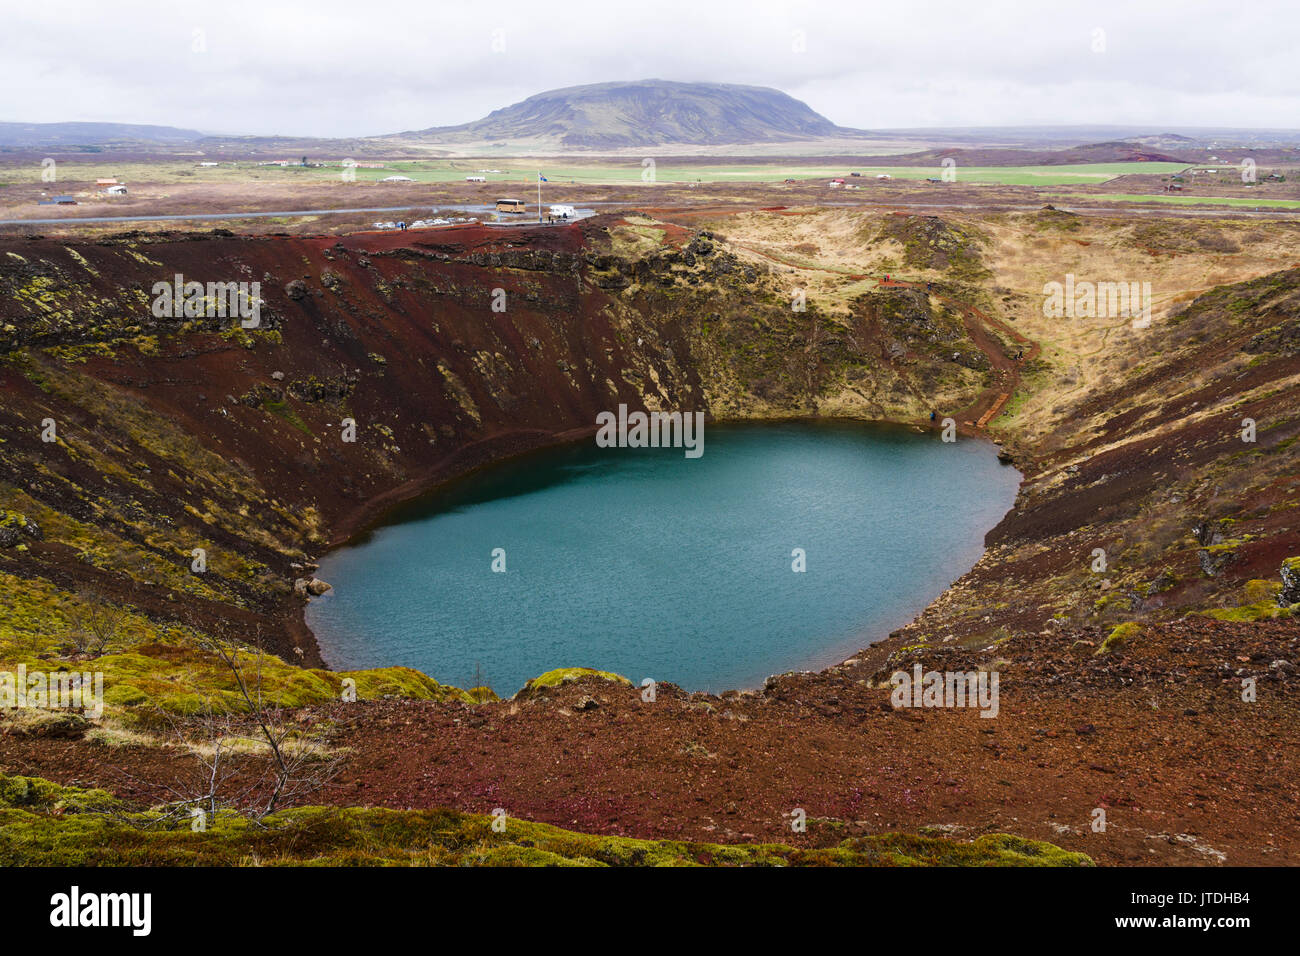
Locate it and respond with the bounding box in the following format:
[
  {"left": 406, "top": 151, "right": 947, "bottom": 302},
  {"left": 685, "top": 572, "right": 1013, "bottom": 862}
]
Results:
[
  {"left": 378, "top": 160, "right": 1192, "bottom": 186},
  {"left": 1050, "top": 192, "right": 1300, "bottom": 209},
  {"left": 2, "top": 158, "right": 1192, "bottom": 188}
]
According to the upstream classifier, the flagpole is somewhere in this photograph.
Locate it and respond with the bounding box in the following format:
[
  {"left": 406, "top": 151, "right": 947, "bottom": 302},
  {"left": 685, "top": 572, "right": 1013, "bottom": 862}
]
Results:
[{"left": 537, "top": 171, "right": 542, "bottom": 223}]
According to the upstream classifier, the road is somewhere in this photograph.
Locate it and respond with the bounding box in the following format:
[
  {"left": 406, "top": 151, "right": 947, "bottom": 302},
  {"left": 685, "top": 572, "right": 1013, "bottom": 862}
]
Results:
[
  {"left": 2, "top": 197, "right": 1297, "bottom": 227},
  {"left": 0, "top": 203, "right": 597, "bottom": 227}
]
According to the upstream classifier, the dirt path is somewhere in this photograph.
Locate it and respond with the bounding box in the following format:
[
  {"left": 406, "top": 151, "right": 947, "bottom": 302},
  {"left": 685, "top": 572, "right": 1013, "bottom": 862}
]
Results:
[
  {"left": 729, "top": 240, "right": 871, "bottom": 279},
  {"left": 692, "top": 223, "right": 1040, "bottom": 436},
  {"left": 707, "top": 237, "right": 1041, "bottom": 434},
  {"left": 880, "top": 278, "right": 1039, "bottom": 432}
]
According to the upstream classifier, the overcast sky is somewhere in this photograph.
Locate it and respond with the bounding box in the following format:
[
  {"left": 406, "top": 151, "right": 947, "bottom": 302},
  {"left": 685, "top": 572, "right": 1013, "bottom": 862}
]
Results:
[{"left": 2, "top": 0, "right": 1296, "bottom": 137}]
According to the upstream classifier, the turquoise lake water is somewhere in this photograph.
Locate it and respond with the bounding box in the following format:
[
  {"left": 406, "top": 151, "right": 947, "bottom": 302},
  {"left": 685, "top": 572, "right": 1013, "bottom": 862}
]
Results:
[{"left": 306, "top": 421, "right": 1020, "bottom": 695}]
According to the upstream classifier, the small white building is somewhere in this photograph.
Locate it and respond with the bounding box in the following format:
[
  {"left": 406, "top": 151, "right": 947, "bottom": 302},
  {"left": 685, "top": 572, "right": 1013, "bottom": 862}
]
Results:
[
  {"left": 105, "top": 184, "right": 128, "bottom": 196},
  {"left": 465, "top": 175, "right": 487, "bottom": 183},
  {"left": 548, "top": 204, "right": 576, "bottom": 218}
]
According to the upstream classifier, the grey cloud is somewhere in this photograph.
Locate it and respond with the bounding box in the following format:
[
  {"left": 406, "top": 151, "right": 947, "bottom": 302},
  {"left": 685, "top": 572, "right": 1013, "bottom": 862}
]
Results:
[{"left": 0, "top": 0, "right": 1295, "bottom": 135}]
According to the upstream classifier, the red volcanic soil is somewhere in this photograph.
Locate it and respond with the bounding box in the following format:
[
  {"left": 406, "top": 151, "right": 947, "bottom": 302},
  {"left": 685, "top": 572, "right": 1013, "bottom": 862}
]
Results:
[
  {"left": 3, "top": 616, "right": 1296, "bottom": 866},
  {"left": 328, "top": 219, "right": 595, "bottom": 257}
]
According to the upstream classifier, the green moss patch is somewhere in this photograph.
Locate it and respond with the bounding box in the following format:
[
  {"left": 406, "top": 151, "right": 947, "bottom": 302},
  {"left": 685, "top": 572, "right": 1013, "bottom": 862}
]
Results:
[
  {"left": 0, "top": 773, "right": 1091, "bottom": 867},
  {"left": 1198, "top": 603, "right": 1293, "bottom": 623},
  {"left": 82, "top": 643, "right": 474, "bottom": 718},
  {"left": 1096, "top": 622, "right": 1140, "bottom": 655},
  {"left": 517, "top": 667, "right": 632, "bottom": 697}
]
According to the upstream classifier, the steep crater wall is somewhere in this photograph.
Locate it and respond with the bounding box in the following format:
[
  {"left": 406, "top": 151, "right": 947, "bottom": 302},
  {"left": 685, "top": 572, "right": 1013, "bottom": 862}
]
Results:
[{"left": 0, "top": 218, "right": 994, "bottom": 662}]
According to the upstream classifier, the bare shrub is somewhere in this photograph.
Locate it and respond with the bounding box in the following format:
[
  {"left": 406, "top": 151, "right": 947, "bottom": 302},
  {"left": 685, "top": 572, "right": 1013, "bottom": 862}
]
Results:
[
  {"left": 65, "top": 590, "right": 128, "bottom": 657},
  {"left": 116, "top": 634, "right": 342, "bottom": 829}
]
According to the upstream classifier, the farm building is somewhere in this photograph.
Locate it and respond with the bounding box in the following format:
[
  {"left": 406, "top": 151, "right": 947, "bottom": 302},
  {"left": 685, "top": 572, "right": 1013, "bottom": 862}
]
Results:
[
  {"left": 496, "top": 198, "right": 526, "bottom": 213},
  {"left": 105, "top": 185, "right": 128, "bottom": 195},
  {"left": 96, "top": 178, "right": 119, "bottom": 187},
  {"left": 380, "top": 175, "right": 414, "bottom": 182},
  {"left": 465, "top": 176, "right": 487, "bottom": 183}
]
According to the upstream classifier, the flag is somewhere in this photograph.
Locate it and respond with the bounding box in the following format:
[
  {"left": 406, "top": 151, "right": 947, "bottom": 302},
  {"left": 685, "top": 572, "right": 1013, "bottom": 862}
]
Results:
[{"left": 538, "top": 173, "right": 548, "bottom": 182}]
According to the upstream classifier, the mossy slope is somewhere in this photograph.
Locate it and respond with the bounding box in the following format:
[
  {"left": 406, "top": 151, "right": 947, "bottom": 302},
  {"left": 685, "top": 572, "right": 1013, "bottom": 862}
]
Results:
[{"left": 0, "top": 773, "right": 1092, "bottom": 867}]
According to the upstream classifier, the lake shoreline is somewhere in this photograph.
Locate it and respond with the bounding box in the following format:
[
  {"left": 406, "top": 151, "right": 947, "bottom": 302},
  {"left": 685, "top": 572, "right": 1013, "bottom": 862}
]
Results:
[{"left": 301, "top": 415, "right": 1019, "bottom": 694}]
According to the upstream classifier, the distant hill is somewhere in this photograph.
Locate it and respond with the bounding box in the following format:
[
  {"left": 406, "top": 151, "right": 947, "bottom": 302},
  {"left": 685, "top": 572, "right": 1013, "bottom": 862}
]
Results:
[
  {"left": 871, "top": 125, "right": 1300, "bottom": 152},
  {"left": 1061, "top": 140, "right": 1190, "bottom": 162},
  {"left": 844, "top": 140, "right": 1192, "bottom": 167},
  {"left": 394, "top": 80, "right": 871, "bottom": 149},
  {"left": 0, "top": 121, "right": 203, "bottom": 149}
]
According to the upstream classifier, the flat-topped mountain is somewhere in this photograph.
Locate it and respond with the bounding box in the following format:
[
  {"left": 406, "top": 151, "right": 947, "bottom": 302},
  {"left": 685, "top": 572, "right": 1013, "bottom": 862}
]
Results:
[{"left": 396, "top": 80, "right": 870, "bottom": 149}]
